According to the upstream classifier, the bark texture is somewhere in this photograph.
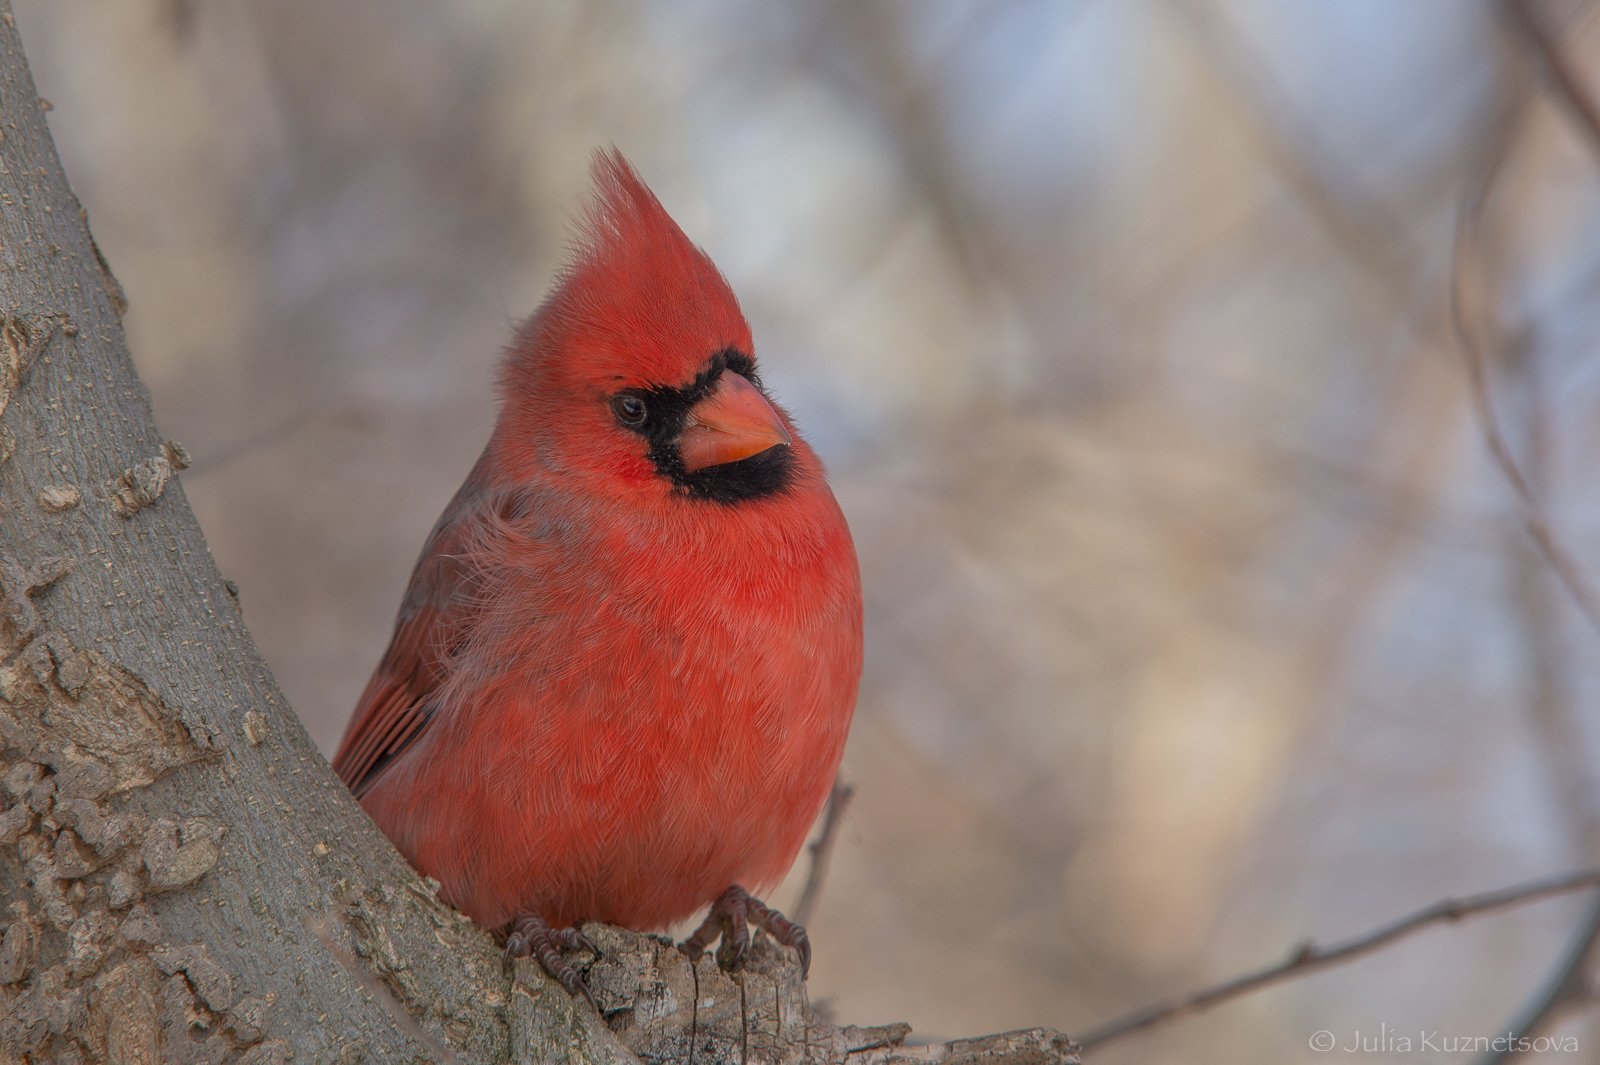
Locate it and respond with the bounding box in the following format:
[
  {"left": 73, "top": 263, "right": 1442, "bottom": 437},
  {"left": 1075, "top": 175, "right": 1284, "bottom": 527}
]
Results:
[{"left": 0, "top": 6, "right": 1076, "bottom": 1063}]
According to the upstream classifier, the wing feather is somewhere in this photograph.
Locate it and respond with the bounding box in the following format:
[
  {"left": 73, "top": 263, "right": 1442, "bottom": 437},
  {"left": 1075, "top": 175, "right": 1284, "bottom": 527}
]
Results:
[{"left": 332, "top": 466, "right": 494, "bottom": 796}]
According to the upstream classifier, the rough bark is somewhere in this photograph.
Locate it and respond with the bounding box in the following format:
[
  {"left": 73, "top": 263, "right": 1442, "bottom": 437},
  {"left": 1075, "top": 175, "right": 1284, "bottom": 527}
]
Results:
[{"left": 0, "top": 7, "right": 1076, "bottom": 1064}]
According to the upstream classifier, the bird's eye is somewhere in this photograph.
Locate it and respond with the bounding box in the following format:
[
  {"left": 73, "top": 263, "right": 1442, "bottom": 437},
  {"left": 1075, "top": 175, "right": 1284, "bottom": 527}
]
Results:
[{"left": 611, "top": 393, "right": 648, "bottom": 428}]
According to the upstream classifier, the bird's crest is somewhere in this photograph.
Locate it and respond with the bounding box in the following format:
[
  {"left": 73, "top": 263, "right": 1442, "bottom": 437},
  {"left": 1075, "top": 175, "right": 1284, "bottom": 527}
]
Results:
[{"left": 509, "top": 150, "right": 754, "bottom": 394}]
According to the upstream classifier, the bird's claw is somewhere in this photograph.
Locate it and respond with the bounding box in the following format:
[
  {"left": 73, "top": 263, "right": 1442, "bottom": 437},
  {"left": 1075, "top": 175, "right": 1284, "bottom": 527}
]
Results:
[
  {"left": 679, "top": 884, "right": 812, "bottom": 978},
  {"left": 505, "top": 913, "right": 600, "bottom": 1011}
]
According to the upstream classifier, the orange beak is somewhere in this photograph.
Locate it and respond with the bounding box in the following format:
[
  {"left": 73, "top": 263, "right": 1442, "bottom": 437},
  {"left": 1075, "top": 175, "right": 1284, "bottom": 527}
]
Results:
[{"left": 678, "top": 371, "right": 792, "bottom": 472}]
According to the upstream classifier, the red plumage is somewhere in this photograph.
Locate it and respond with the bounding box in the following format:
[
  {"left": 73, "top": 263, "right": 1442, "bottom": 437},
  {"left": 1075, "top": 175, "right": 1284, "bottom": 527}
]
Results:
[{"left": 333, "top": 152, "right": 863, "bottom": 950}]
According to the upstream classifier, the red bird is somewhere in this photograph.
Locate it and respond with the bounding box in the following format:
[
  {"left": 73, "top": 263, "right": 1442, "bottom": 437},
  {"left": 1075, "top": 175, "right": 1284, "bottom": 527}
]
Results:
[{"left": 332, "top": 151, "right": 863, "bottom": 1001}]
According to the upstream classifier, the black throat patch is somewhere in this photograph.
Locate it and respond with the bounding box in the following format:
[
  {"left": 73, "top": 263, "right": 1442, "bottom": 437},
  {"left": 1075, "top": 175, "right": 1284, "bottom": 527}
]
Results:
[{"left": 619, "top": 348, "right": 796, "bottom": 504}]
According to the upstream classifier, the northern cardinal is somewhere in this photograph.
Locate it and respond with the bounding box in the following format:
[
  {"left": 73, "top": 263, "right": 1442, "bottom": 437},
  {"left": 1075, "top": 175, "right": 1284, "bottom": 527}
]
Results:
[{"left": 332, "top": 151, "right": 863, "bottom": 1002}]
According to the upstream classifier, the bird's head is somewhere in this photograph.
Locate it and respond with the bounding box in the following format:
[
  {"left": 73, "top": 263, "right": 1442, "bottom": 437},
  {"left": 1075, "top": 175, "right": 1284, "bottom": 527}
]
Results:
[{"left": 497, "top": 150, "right": 804, "bottom": 505}]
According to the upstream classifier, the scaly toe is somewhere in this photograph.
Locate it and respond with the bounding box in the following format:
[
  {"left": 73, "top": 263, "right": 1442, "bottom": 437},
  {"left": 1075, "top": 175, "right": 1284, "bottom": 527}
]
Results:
[{"left": 503, "top": 913, "right": 600, "bottom": 1012}]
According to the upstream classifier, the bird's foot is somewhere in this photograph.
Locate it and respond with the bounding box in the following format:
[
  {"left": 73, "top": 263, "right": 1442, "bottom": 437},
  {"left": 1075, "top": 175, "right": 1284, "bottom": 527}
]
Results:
[
  {"left": 504, "top": 912, "right": 600, "bottom": 1010},
  {"left": 679, "top": 884, "right": 811, "bottom": 977}
]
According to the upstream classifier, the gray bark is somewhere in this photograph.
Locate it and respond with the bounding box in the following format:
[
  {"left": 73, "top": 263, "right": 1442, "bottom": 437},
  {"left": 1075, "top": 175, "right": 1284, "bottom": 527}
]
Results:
[{"left": 0, "top": 6, "right": 1075, "bottom": 1063}]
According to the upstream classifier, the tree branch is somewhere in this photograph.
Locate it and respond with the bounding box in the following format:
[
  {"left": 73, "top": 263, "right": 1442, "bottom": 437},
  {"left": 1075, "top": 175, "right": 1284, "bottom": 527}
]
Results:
[
  {"left": 1456, "top": 13, "right": 1600, "bottom": 1058},
  {"left": 1477, "top": 901, "right": 1600, "bottom": 1065},
  {"left": 1077, "top": 870, "right": 1600, "bottom": 1051},
  {"left": 1501, "top": 0, "right": 1600, "bottom": 166},
  {"left": 794, "top": 779, "right": 854, "bottom": 927},
  {"left": 1450, "top": 75, "right": 1600, "bottom": 640}
]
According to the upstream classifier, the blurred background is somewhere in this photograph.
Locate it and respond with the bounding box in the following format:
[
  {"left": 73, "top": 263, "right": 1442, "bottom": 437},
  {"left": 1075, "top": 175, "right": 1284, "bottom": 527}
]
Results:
[{"left": 14, "top": 1, "right": 1600, "bottom": 1060}]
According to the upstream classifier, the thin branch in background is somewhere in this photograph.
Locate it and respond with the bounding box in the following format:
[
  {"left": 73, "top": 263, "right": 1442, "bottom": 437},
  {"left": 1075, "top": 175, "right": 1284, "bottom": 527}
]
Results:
[
  {"left": 1450, "top": 78, "right": 1600, "bottom": 641},
  {"left": 1075, "top": 870, "right": 1600, "bottom": 1052},
  {"left": 1479, "top": 903, "right": 1600, "bottom": 1065},
  {"left": 182, "top": 401, "right": 350, "bottom": 479},
  {"left": 1068, "top": 9, "right": 1600, "bottom": 1056},
  {"left": 1160, "top": 0, "right": 1472, "bottom": 689},
  {"left": 793, "top": 778, "right": 855, "bottom": 927},
  {"left": 1456, "top": 8, "right": 1600, "bottom": 1059},
  {"left": 1162, "top": 0, "right": 1421, "bottom": 285},
  {"left": 1501, "top": 0, "right": 1600, "bottom": 164},
  {"left": 1497, "top": 299, "right": 1600, "bottom": 1056}
]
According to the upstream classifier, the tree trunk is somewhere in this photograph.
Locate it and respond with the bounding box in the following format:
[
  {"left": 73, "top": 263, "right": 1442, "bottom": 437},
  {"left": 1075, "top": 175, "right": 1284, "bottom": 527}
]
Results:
[{"left": 0, "top": 7, "right": 1073, "bottom": 1063}]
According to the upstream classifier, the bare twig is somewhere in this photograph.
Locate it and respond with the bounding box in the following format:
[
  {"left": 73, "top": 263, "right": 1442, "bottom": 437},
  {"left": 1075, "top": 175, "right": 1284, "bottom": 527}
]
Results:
[
  {"left": 1501, "top": 0, "right": 1600, "bottom": 165},
  {"left": 1076, "top": 869, "right": 1600, "bottom": 1051},
  {"left": 1496, "top": 313, "right": 1600, "bottom": 1057},
  {"left": 1478, "top": 902, "right": 1600, "bottom": 1065},
  {"left": 794, "top": 778, "right": 855, "bottom": 927},
  {"left": 1459, "top": 12, "right": 1600, "bottom": 1058},
  {"left": 1450, "top": 93, "right": 1600, "bottom": 640},
  {"left": 1160, "top": 0, "right": 1474, "bottom": 697},
  {"left": 1162, "top": 0, "right": 1420, "bottom": 284},
  {"left": 183, "top": 401, "right": 346, "bottom": 478}
]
